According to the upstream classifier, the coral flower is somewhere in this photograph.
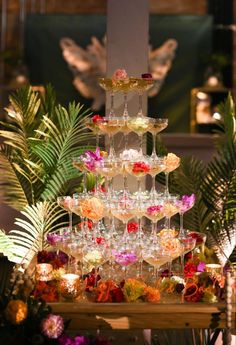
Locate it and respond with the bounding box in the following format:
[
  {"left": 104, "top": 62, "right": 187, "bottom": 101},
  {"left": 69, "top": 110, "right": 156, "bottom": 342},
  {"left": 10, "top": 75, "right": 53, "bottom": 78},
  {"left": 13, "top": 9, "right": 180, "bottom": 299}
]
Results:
[
  {"left": 112, "top": 68, "right": 128, "bottom": 81},
  {"left": 41, "top": 314, "right": 64, "bottom": 339},
  {"left": 5, "top": 299, "right": 28, "bottom": 325}
]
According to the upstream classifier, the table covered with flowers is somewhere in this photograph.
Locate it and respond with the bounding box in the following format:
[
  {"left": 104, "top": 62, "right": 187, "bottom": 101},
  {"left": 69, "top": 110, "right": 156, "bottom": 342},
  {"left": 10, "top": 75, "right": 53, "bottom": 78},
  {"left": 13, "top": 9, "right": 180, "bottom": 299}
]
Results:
[{"left": 0, "top": 70, "right": 236, "bottom": 345}]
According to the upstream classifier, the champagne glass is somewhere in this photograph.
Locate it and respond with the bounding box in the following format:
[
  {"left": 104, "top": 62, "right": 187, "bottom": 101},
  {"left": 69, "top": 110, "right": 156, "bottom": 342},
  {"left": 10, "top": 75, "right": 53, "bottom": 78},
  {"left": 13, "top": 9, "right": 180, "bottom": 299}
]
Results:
[
  {"left": 127, "top": 117, "right": 152, "bottom": 156},
  {"left": 57, "top": 196, "right": 73, "bottom": 233},
  {"left": 149, "top": 118, "right": 168, "bottom": 158},
  {"left": 94, "top": 158, "right": 122, "bottom": 199},
  {"left": 97, "top": 117, "right": 123, "bottom": 158},
  {"left": 149, "top": 156, "right": 166, "bottom": 198},
  {"left": 143, "top": 239, "right": 171, "bottom": 282},
  {"left": 145, "top": 201, "right": 165, "bottom": 238},
  {"left": 178, "top": 236, "right": 196, "bottom": 276},
  {"left": 125, "top": 158, "right": 151, "bottom": 200},
  {"left": 112, "top": 240, "right": 139, "bottom": 280},
  {"left": 163, "top": 153, "right": 181, "bottom": 196},
  {"left": 176, "top": 194, "right": 196, "bottom": 238},
  {"left": 98, "top": 77, "right": 119, "bottom": 119},
  {"left": 85, "top": 118, "right": 102, "bottom": 149},
  {"left": 134, "top": 78, "right": 154, "bottom": 117},
  {"left": 162, "top": 194, "right": 180, "bottom": 229},
  {"left": 111, "top": 198, "right": 136, "bottom": 242},
  {"left": 72, "top": 157, "right": 89, "bottom": 194}
]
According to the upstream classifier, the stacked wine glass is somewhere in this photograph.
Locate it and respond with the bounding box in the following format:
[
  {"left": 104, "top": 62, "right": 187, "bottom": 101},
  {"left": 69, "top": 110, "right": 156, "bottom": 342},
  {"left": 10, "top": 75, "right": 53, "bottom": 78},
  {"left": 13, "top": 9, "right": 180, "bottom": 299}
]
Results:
[{"left": 53, "top": 69, "right": 207, "bottom": 296}]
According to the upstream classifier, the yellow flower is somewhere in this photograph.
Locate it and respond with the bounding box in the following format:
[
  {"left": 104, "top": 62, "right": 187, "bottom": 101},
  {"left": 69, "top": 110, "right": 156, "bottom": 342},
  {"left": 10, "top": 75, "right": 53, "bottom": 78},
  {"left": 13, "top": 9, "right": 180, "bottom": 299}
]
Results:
[{"left": 5, "top": 299, "right": 28, "bottom": 325}]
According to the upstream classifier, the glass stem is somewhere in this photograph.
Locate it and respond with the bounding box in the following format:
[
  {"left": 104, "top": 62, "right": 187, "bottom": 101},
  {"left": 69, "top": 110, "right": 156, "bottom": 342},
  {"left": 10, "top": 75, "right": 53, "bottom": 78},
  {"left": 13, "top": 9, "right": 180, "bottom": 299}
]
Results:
[
  {"left": 123, "top": 92, "right": 128, "bottom": 117},
  {"left": 138, "top": 217, "right": 142, "bottom": 240},
  {"left": 68, "top": 211, "right": 73, "bottom": 232},
  {"left": 109, "top": 134, "right": 115, "bottom": 158},
  {"left": 139, "top": 134, "right": 143, "bottom": 155},
  {"left": 179, "top": 212, "right": 184, "bottom": 236},
  {"left": 124, "top": 133, "right": 128, "bottom": 150},
  {"left": 151, "top": 133, "right": 156, "bottom": 157},
  {"left": 110, "top": 91, "right": 115, "bottom": 118},
  {"left": 83, "top": 172, "right": 87, "bottom": 194},
  {"left": 137, "top": 178, "right": 142, "bottom": 197},
  {"left": 137, "top": 92, "right": 143, "bottom": 116},
  {"left": 165, "top": 172, "right": 169, "bottom": 196},
  {"left": 151, "top": 175, "right": 156, "bottom": 196},
  {"left": 107, "top": 178, "right": 112, "bottom": 199},
  {"left": 123, "top": 221, "right": 128, "bottom": 243}
]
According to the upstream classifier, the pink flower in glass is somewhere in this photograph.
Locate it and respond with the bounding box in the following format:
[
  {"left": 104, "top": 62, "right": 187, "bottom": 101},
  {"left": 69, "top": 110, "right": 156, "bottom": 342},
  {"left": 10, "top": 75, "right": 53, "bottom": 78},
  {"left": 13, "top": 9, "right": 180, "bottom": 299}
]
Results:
[{"left": 178, "top": 194, "right": 196, "bottom": 214}]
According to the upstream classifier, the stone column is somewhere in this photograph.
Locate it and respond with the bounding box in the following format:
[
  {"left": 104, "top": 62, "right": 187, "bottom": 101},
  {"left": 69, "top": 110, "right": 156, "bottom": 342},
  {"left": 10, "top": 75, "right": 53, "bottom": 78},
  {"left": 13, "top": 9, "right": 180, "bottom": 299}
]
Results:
[{"left": 106, "top": 0, "right": 149, "bottom": 190}]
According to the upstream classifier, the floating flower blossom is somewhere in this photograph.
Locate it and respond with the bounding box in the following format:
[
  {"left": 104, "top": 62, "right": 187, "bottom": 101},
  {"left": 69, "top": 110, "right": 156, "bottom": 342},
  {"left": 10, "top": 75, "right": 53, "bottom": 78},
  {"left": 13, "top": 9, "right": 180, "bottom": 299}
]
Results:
[
  {"left": 92, "top": 114, "right": 103, "bottom": 123},
  {"left": 80, "top": 147, "right": 104, "bottom": 172},
  {"left": 113, "top": 250, "right": 138, "bottom": 266},
  {"left": 127, "top": 221, "right": 138, "bottom": 233},
  {"left": 177, "top": 194, "right": 196, "bottom": 214},
  {"left": 46, "top": 233, "right": 62, "bottom": 246},
  {"left": 164, "top": 153, "right": 180, "bottom": 172},
  {"left": 120, "top": 149, "right": 142, "bottom": 161},
  {"left": 147, "top": 205, "right": 163, "bottom": 216},
  {"left": 132, "top": 161, "right": 150, "bottom": 175},
  {"left": 41, "top": 314, "right": 64, "bottom": 339},
  {"left": 112, "top": 68, "right": 128, "bottom": 81}
]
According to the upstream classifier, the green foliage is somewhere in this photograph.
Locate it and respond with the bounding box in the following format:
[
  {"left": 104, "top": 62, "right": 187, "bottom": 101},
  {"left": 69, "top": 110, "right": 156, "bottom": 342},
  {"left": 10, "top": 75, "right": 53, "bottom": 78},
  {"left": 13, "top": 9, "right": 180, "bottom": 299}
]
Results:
[
  {"left": 0, "top": 85, "right": 94, "bottom": 210},
  {"left": 151, "top": 94, "right": 236, "bottom": 265},
  {"left": 0, "top": 85, "right": 96, "bottom": 263}
]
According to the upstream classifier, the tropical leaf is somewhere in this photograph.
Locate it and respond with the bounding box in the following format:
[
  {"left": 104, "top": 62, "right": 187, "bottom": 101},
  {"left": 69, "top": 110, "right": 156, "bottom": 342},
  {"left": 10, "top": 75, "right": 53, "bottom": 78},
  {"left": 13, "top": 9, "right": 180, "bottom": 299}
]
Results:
[
  {"left": 0, "top": 86, "right": 95, "bottom": 209},
  {"left": 0, "top": 229, "right": 19, "bottom": 262},
  {"left": 8, "top": 201, "right": 67, "bottom": 264}
]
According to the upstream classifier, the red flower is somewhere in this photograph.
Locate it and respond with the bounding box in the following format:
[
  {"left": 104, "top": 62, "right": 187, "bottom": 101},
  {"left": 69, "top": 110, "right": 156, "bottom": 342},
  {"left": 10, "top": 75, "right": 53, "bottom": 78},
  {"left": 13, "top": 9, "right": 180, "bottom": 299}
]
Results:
[
  {"left": 141, "top": 73, "right": 153, "bottom": 79},
  {"left": 112, "top": 287, "right": 125, "bottom": 302},
  {"left": 96, "top": 237, "right": 105, "bottom": 245},
  {"left": 92, "top": 114, "right": 103, "bottom": 123},
  {"left": 33, "top": 281, "right": 59, "bottom": 302},
  {"left": 184, "top": 262, "right": 197, "bottom": 278},
  {"left": 132, "top": 162, "right": 150, "bottom": 174},
  {"left": 127, "top": 222, "right": 138, "bottom": 233},
  {"left": 77, "top": 220, "right": 93, "bottom": 230},
  {"left": 187, "top": 232, "right": 204, "bottom": 245}
]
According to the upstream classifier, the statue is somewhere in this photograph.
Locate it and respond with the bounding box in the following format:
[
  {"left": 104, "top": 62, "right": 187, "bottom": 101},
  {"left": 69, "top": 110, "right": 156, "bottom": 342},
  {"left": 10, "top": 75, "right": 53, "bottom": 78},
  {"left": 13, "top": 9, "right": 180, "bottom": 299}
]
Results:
[{"left": 60, "top": 37, "right": 178, "bottom": 110}]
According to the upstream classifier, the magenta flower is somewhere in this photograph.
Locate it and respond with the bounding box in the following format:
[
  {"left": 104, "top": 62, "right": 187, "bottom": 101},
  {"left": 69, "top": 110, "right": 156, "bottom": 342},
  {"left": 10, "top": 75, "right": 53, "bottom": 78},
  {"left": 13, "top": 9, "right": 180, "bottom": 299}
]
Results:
[
  {"left": 147, "top": 205, "right": 163, "bottom": 215},
  {"left": 178, "top": 194, "right": 196, "bottom": 214},
  {"left": 46, "top": 233, "right": 62, "bottom": 246},
  {"left": 197, "top": 261, "right": 206, "bottom": 272},
  {"left": 81, "top": 147, "right": 104, "bottom": 172},
  {"left": 41, "top": 314, "right": 64, "bottom": 339},
  {"left": 113, "top": 250, "right": 138, "bottom": 266},
  {"left": 58, "top": 334, "right": 89, "bottom": 345}
]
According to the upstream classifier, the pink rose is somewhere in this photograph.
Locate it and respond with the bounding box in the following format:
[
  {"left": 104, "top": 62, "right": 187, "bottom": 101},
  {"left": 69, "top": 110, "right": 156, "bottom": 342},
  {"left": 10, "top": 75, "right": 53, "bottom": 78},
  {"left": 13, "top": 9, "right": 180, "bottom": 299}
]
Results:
[{"left": 112, "top": 68, "right": 128, "bottom": 81}]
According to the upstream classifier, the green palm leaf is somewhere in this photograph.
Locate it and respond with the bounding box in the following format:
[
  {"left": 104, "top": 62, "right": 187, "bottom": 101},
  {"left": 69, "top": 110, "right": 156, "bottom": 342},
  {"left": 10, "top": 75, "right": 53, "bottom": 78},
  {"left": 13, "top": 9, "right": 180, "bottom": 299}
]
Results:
[
  {"left": 0, "top": 229, "right": 19, "bottom": 262},
  {"left": 170, "top": 156, "right": 212, "bottom": 232},
  {"left": 8, "top": 201, "right": 67, "bottom": 264}
]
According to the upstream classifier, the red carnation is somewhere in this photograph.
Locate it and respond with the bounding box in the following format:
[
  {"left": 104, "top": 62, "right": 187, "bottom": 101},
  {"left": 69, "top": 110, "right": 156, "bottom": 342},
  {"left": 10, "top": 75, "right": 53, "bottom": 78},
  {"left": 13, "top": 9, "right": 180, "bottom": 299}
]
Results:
[
  {"left": 112, "top": 287, "right": 125, "bottom": 302},
  {"left": 127, "top": 222, "right": 138, "bottom": 233},
  {"left": 96, "top": 237, "right": 105, "bottom": 245},
  {"left": 184, "top": 262, "right": 197, "bottom": 278},
  {"left": 92, "top": 114, "right": 103, "bottom": 124},
  {"left": 132, "top": 162, "right": 150, "bottom": 174}
]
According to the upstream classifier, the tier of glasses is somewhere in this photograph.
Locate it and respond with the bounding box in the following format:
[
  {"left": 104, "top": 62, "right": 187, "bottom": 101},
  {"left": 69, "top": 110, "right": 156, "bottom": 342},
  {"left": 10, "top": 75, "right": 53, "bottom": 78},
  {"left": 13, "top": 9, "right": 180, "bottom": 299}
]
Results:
[{"left": 54, "top": 74, "right": 200, "bottom": 286}]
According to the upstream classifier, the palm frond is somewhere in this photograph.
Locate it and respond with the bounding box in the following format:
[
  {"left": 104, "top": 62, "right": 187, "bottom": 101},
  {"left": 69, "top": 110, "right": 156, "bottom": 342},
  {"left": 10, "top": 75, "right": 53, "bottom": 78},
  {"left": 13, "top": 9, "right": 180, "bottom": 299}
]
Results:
[
  {"left": 8, "top": 202, "right": 67, "bottom": 264},
  {"left": 0, "top": 145, "right": 31, "bottom": 209},
  {"left": 170, "top": 156, "right": 211, "bottom": 232},
  {"left": 0, "top": 229, "right": 19, "bottom": 262}
]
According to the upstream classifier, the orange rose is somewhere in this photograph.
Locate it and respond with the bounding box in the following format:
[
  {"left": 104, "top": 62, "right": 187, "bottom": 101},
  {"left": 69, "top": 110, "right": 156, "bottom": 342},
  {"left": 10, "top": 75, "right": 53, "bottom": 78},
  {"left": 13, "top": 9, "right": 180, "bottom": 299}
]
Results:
[{"left": 5, "top": 299, "right": 28, "bottom": 325}]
